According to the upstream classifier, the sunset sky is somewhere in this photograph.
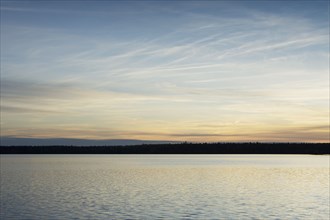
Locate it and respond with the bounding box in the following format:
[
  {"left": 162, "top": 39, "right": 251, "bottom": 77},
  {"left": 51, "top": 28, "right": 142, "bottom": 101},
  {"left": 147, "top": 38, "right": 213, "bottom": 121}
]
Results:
[{"left": 1, "top": 1, "right": 329, "bottom": 143}]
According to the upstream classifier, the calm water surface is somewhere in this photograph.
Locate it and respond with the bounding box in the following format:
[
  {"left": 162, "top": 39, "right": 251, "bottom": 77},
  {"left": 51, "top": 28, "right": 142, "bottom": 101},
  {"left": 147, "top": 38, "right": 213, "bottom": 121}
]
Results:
[{"left": 1, "top": 155, "right": 329, "bottom": 219}]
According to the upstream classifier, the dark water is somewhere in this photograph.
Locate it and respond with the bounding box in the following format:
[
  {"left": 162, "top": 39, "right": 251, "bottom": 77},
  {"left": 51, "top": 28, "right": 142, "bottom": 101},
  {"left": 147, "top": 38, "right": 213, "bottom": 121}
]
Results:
[{"left": 1, "top": 155, "right": 329, "bottom": 219}]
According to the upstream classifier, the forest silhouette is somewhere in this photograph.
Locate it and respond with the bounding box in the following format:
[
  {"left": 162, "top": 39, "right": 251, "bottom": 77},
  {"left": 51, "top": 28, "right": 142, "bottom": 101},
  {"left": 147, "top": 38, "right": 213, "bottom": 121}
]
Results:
[{"left": 1, "top": 142, "right": 329, "bottom": 154}]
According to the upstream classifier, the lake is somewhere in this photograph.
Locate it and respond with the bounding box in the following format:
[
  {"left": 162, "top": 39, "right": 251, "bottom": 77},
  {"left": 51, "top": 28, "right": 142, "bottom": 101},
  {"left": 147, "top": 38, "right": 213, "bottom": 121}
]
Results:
[{"left": 1, "top": 155, "right": 329, "bottom": 219}]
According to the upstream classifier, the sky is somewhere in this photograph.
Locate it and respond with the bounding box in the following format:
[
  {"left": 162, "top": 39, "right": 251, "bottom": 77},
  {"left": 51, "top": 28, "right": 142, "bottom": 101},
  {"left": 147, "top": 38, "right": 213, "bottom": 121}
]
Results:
[{"left": 0, "top": 0, "right": 329, "bottom": 143}]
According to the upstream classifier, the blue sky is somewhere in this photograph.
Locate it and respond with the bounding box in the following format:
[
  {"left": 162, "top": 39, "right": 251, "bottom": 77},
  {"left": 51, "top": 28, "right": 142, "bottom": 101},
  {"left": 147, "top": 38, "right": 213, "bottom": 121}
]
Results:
[{"left": 1, "top": 1, "right": 329, "bottom": 142}]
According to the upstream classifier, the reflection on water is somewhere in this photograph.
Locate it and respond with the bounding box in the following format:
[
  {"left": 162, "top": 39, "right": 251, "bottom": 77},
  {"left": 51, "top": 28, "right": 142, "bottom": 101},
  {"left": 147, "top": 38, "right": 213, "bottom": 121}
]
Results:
[{"left": 1, "top": 155, "right": 329, "bottom": 219}]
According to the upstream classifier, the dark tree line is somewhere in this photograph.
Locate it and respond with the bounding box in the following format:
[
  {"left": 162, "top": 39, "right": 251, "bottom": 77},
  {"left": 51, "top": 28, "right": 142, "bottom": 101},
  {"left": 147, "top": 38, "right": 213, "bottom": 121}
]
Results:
[{"left": 0, "top": 142, "right": 329, "bottom": 154}]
